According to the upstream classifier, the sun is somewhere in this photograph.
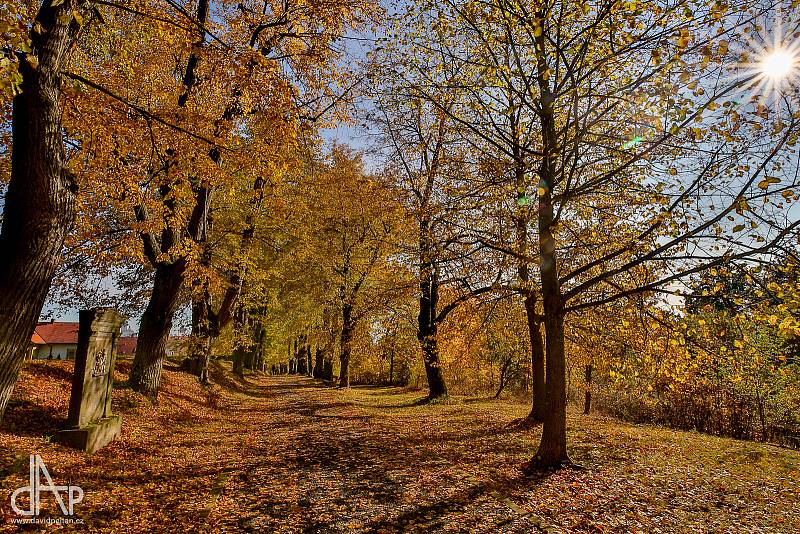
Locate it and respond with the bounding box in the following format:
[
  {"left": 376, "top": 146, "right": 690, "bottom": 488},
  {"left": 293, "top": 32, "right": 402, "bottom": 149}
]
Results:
[
  {"left": 759, "top": 48, "right": 797, "bottom": 83},
  {"left": 725, "top": 13, "right": 800, "bottom": 110}
]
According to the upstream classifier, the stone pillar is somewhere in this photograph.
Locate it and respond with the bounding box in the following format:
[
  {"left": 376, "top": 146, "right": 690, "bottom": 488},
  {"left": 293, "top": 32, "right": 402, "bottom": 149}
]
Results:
[{"left": 54, "top": 308, "right": 125, "bottom": 453}]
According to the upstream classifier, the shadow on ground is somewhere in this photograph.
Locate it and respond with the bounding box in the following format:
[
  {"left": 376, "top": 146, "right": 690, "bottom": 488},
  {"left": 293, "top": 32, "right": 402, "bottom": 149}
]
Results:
[{"left": 210, "top": 375, "right": 547, "bottom": 533}]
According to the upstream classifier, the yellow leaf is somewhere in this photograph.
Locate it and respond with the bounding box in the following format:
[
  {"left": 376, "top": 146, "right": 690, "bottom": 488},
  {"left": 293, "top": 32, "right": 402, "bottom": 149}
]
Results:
[{"left": 757, "top": 177, "right": 780, "bottom": 189}]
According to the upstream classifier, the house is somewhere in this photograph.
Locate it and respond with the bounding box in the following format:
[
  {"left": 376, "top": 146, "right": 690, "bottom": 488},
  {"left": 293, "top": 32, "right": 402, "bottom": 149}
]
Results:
[
  {"left": 29, "top": 320, "right": 181, "bottom": 361},
  {"left": 30, "top": 321, "right": 79, "bottom": 360}
]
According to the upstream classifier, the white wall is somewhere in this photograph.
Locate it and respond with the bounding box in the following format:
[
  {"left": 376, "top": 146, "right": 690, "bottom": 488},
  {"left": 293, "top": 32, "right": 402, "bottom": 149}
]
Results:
[{"left": 33, "top": 344, "right": 77, "bottom": 360}]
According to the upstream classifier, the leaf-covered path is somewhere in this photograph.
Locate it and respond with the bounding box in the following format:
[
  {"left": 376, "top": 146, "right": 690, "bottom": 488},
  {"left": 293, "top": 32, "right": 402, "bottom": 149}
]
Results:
[
  {"left": 2, "top": 362, "right": 799, "bottom": 533},
  {"left": 208, "top": 375, "right": 799, "bottom": 533},
  {"left": 211, "top": 377, "right": 546, "bottom": 533}
]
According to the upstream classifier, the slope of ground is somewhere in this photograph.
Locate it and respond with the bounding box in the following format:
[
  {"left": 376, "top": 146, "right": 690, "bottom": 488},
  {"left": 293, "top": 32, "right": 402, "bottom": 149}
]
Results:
[{"left": 0, "top": 361, "right": 798, "bottom": 533}]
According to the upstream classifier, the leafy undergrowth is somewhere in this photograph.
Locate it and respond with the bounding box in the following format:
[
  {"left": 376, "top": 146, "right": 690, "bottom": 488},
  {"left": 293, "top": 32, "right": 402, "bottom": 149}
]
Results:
[{"left": 0, "top": 362, "right": 797, "bottom": 533}]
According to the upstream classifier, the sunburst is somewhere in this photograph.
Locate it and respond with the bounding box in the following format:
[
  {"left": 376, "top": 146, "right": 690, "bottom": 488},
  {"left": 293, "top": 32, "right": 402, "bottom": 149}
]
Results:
[{"left": 728, "top": 10, "right": 800, "bottom": 111}]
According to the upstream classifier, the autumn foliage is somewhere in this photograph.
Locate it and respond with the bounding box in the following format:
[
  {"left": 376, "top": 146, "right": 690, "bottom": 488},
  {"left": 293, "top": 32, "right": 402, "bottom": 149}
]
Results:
[{"left": 0, "top": 0, "right": 799, "bottom": 529}]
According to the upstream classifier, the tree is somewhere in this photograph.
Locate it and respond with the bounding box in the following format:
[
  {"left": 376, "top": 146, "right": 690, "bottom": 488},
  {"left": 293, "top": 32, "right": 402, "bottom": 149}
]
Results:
[
  {"left": 124, "top": 0, "right": 376, "bottom": 394},
  {"left": 187, "top": 173, "right": 267, "bottom": 383},
  {"left": 126, "top": 0, "right": 216, "bottom": 396},
  {"left": 369, "top": 79, "right": 502, "bottom": 398},
  {"left": 302, "top": 147, "right": 405, "bottom": 387},
  {"left": 380, "top": 3, "right": 548, "bottom": 416},
  {"left": 57, "top": 0, "right": 377, "bottom": 396},
  {"left": 383, "top": 0, "right": 800, "bottom": 467},
  {"left": 0, "top": 0, "right": 94, "bottom": 422}
]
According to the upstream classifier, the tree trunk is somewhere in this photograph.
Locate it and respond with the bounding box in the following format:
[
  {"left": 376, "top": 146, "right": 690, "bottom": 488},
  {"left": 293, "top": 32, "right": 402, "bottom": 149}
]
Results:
[
  {"left": 129, "top": 262, "right": 185, "bottom": 397},
  {"left": 129, "top": 0, "right": 211, "bottom": 397},
  {"left": 755, "top": 387, "right": 768, "bottom": 441},
  {"left": 584, "top": 364, "right": 592, "bottom": 415},
  {"left": 494, "top": 357, "right": 513, "bottom": 399},
  {"left": 232, "top": 346, "right": 245, "bottom": 376},
  {"left": 232, "top": 345, "right": 245, "bottom": 376},
  {"left": 244, "top": 337, "right": 257, "bottom": 370},
  {"left": 526, "top": 295, "right": 546, "bottom": 422},
  {"left": 314, "top": 346, "right": 324, "bottom": 378},
  {"left": 0, "top": 1, "right": 88, "bottom": 423},
  {"left": 253, "top": 323, "right": 267, "bottom": 372},
  {"left": 314, "top": 309, "right": 330, "bottom": 378},
  {"left": 188, "top": 292, "right": 212, "bottom": 383},
  {"left": 528, "top": 28, "right": 570, "bottom": 469},
  {"left": 388, "top": 350, "right": 394, "bottom": 386},
  {"left": 188, "top": 176, "right": 262, "bottom": 381},
  {"left": 289, "top": 338, "right": 298, "bottom": 374},
  {"left": 232, "top": 309, "right": 247, "bottom": 376},
  {"left": 511, "top": 113, "right": 545, "bottom": 424},
  {"left": 418, "top": 219, "right": 447, "bottom": 399},
  {"left": 317, "top": 307, "right": 336, "bottom": 380},
  {"left": 532, "top": 304, "right": 568, "bottom": 467},
  {"left": 420, "top": 337, "right": 447, "bottom": 397},
  {"left": 297, "top": 334, "right": 308, "bottom": 375},
  {"left": 339, "top": 304, "right": 354, "bottom": 388}
]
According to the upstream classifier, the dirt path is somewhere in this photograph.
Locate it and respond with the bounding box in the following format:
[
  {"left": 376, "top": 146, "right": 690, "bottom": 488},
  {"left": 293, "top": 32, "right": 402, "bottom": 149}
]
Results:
[{"left": 206, "top": 376, "right": 544, "bottom": 533}]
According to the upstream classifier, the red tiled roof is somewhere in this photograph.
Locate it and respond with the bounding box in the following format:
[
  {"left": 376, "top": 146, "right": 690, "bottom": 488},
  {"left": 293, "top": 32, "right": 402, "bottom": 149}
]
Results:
[
  {"left": 117, "top": 336, "right": 137, "bottom": 355},
  {"left": 31, "top": 322, "right": 79, "bottom": 345}
]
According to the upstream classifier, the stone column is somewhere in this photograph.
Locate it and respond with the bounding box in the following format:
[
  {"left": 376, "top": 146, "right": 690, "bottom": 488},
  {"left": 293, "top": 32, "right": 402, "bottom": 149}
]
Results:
[{"left": 55, "top": 308, "right": 125, "bottom": 453}]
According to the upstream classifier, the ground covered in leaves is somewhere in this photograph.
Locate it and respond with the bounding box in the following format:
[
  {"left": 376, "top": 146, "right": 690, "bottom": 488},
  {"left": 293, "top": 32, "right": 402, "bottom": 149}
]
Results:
[{"left": 1, "top": 360, "right": 798, "bottom": 532}]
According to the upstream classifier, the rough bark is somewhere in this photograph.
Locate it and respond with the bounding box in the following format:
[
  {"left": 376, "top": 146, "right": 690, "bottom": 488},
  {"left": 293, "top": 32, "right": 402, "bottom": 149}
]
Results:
[
  {"left": 0, "top": 1, "right": 89, "bottom": 423},
  {"left": 130, "top": 182, "right": 210, "bottom": 396},
  {"left": 418, "top": 219, "right": 448, "bottom": 399},
  {"left": 532, "top": 299, "right": 568, "bottom": 467},
  {"left": 129, "top": 262, "right": 185, "bottom": 397}
]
